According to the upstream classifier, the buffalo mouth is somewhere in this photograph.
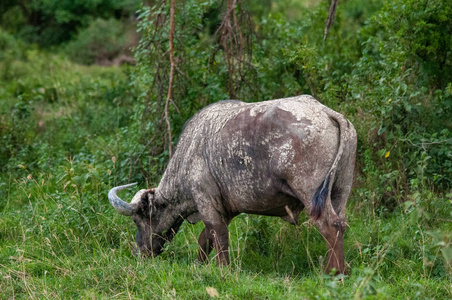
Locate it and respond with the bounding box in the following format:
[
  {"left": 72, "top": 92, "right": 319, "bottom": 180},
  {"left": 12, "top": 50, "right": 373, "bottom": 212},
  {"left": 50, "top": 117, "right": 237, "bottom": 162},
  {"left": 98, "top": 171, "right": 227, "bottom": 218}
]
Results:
[
  {"left": 140, "top": 230, "right": 179, "bottom": 257},
  {"left": 134, "top": 232, "right": 166, "bottom": 257}
]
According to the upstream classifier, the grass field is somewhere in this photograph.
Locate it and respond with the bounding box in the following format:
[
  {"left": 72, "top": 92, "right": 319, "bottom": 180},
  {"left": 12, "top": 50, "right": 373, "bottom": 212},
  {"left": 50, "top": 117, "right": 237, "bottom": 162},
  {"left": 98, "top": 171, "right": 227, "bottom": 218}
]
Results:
[{"left": 1, "top": 48, "right": 451, "bottom": 299}]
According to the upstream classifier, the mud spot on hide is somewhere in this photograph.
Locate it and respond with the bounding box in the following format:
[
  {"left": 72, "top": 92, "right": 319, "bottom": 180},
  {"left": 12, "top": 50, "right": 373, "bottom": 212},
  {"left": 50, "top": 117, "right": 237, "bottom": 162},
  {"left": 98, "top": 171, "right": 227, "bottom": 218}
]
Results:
[{"left": 231, "top": 154, "right": 252, "bottom": 171}]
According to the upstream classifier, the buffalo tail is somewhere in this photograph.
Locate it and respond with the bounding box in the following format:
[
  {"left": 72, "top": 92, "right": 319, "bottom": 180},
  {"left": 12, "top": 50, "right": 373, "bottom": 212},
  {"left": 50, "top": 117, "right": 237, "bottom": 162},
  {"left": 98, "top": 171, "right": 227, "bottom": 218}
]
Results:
[{"left": 310, "top": 174, "right": 330, "bottom": 220}]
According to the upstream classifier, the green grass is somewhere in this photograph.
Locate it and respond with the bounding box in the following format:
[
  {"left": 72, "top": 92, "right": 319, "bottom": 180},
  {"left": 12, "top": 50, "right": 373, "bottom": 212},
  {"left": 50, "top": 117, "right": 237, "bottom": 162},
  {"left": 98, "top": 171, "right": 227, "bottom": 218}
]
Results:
[
  {"left": 1, "top": 170, "right": 451, "bottom": 299},
  {"left": 1, "top": 48, "right": 451, "bottom": 299}
]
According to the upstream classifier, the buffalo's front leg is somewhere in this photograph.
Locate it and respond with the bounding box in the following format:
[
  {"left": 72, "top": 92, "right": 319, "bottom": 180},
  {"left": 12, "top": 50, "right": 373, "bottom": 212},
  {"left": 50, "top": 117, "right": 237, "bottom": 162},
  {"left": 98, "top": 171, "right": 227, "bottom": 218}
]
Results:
[
  {"left": 204, "top": 221, "right": 230, "bottom": 266},
  {"left": 317, "top": 218, "right": 347, "bottom": 274},
  {"left": 198, "top": 227, "right": 213, "bottom": 262}
]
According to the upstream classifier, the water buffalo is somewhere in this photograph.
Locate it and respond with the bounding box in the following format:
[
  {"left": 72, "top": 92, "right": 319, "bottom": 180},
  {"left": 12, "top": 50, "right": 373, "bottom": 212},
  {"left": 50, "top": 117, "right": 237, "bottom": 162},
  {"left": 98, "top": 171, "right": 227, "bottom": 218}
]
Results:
[{"left": 108, "top": 95, "right": 357, "bottom": 274}]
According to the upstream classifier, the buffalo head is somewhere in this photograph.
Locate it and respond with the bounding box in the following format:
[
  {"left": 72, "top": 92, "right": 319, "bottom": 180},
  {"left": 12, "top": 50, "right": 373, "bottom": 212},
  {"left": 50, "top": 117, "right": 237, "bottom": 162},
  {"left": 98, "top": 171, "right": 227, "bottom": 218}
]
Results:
[{"left": 108, "top": 183, "right": 182, "bottom": 257}]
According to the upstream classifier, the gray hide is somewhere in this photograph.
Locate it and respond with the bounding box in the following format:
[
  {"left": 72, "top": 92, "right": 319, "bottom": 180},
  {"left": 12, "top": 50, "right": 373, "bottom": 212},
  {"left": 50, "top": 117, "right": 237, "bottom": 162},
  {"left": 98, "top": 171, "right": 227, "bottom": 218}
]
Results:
[{"left": 108, "top": 95, "right": 357, "bottom": 274}]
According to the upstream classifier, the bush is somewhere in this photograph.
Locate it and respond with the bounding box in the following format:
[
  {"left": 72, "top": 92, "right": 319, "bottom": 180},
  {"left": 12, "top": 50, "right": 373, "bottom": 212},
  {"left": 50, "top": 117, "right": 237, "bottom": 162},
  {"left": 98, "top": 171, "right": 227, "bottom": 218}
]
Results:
[
  {"left": 0, "top": 50, "right": 135, "bottom": 179},
  {"left": 0, "top": 0, "right": 140, "bottom": 46},
  {"left": 0, "top": 28, "right": 27, "bottom": 80},
  {"left": 345, "top": 0, "right": 452, "bottom": 201},
  {"left": 66, "top": 18, "right": 128, "bottom": 65}
]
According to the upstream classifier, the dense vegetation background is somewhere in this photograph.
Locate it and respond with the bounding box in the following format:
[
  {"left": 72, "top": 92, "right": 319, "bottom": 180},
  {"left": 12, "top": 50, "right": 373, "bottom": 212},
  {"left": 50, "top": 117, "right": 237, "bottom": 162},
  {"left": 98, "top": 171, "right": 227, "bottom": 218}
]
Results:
[{"left": 0, "top": 0, "right": 451, "bottom": 298}]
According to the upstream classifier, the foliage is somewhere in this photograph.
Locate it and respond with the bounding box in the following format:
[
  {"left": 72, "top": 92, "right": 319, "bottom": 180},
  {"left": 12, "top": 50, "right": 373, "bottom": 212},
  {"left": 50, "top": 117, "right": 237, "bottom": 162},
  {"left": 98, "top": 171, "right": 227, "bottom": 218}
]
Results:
[
  {"left": 0, "top": 39, "right": 136, "bottom": 185},
  {"left": 0, "top": 28, "right": 26, "bottom": 60},
  {"left": 345, "top": 0, "right": 452, "bottom": 202},
  {"left": 0, "top": 0, "right": 140, "bottom": 46},
  {"left": 65, "top": 18, "right": 129, "bottom": 65}
]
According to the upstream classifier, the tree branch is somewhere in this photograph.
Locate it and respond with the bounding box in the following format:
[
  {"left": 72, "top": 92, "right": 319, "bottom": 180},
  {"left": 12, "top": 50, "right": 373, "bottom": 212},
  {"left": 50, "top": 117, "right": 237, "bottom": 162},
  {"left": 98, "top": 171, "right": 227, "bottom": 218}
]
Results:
[
  {"left": 324, "top": 0, "right": 339, "bottom": 41},
  {"left": 165, "top": 0, "right": 176, "bottom": 158}
]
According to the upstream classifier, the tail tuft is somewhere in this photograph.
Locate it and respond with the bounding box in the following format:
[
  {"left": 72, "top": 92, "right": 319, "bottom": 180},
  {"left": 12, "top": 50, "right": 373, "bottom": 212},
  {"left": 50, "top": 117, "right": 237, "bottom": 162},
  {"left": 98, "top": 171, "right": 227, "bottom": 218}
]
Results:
[{"left": 311, "top": 175, "right": 330, "bottom": 220}]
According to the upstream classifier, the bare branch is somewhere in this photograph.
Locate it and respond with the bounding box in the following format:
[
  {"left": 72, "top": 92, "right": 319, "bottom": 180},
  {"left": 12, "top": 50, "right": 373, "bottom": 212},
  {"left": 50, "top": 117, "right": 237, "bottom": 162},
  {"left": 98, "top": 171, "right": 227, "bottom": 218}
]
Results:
[
  {"left": 165, "top": 0, "right": 176, "bottom": 158},
  {"left": 324, "top": 0, "right": 339, "bottom": 41}
]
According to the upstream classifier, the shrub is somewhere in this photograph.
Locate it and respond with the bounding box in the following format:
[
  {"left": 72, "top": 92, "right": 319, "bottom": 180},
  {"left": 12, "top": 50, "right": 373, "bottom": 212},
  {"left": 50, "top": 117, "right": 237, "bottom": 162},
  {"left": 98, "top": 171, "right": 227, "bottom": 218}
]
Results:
[
  {"left": 66, "top": 18, "right": 128, "bottom": 65},
  {"left": 0, "top": 0, "right": 140, "bottom": 46},
  {"left": 346, "top": 0, "right": 452, "bottom": 201}
]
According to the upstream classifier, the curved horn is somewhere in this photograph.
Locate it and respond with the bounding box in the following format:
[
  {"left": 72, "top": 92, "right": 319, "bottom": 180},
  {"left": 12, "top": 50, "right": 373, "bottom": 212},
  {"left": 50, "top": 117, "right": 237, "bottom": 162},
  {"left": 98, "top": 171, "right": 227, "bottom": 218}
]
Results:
[{"left": 108, "top": 183, "right": 138, "bottom": 216}]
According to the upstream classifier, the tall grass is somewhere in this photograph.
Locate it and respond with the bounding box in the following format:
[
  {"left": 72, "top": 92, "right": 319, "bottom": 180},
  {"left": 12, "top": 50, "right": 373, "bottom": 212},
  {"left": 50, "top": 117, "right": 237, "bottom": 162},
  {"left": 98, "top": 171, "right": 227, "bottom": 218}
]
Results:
[{"left": 1, "top": 164, "right": 451, "bottom": 298}]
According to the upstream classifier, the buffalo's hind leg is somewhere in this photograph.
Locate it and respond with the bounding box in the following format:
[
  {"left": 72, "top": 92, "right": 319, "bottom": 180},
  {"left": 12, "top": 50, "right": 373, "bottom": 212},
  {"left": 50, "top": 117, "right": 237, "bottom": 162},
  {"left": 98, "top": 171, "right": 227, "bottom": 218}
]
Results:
[
  {"left": 319, "top": 143, "right": 356, "bottom": 274},
  {"left": 197, "top": 227, "right": 213, "bottom": 263},
  {"left": 323, "top": 127, "right": 356, "bottom": 275},
  {"left": 316, "top": 217, "right": 347, "bottom": 275}
]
